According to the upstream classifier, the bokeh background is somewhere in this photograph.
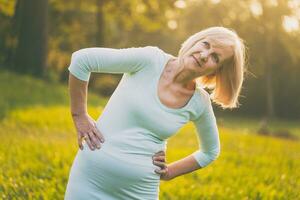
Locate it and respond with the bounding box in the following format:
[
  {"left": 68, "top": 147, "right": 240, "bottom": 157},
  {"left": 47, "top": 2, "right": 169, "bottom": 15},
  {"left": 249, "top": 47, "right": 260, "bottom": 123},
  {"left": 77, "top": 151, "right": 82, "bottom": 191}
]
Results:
[{"left": 0, "top": 0, "right": 299, "bottom": 199}]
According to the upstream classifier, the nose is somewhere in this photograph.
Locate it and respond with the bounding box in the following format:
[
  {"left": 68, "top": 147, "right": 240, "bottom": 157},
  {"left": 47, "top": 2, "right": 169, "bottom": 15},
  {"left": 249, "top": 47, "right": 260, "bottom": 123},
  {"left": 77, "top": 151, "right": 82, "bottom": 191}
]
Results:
[{"left": 199, "top": 51, "right": 208, "bottom": 63}]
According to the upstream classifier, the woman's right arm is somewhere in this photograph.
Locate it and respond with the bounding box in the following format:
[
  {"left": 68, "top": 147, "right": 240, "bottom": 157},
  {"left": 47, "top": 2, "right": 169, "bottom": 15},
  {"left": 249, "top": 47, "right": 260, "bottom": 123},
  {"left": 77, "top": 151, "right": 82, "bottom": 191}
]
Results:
[
  {"left": 68, "top": 46, "right": 157, "bottom": 81},
  {"left": 69, "top": 73, "right": 105, "bottom": 151},
  {"left": 68, "top": 46, "right": 157, "bottom": 150}
]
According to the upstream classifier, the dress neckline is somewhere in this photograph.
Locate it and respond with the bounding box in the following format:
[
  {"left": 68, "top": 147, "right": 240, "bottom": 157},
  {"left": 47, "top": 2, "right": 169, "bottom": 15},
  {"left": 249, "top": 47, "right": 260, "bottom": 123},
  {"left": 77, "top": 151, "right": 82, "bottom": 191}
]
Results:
[{"left": 154, "top": 54, "right": 198, "bottom": 113}]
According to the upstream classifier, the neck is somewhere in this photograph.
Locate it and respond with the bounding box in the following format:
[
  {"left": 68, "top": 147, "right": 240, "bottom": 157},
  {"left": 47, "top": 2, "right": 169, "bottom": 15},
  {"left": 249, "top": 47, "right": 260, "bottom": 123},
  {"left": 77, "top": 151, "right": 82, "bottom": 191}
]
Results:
[{"left": 166, "top": 58, "right": 197, "bottom": 91}]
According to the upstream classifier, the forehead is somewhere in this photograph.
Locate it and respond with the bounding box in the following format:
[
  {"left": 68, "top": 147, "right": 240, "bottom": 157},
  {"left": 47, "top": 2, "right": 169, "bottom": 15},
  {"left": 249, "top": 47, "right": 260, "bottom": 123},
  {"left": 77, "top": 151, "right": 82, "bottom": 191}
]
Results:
[{"left": 194, "top": 39, "right": 234, "bottom": 62}]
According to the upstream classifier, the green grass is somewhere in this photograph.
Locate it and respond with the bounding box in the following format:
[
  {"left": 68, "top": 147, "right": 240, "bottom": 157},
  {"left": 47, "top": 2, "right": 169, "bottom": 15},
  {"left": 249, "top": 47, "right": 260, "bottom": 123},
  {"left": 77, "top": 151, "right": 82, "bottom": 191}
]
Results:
[
  {"left": 1, "top": 70, "right": 299, "bottom": 199},
  {"left": 0, "top": 70, "right": 107, "bottom": 120}
]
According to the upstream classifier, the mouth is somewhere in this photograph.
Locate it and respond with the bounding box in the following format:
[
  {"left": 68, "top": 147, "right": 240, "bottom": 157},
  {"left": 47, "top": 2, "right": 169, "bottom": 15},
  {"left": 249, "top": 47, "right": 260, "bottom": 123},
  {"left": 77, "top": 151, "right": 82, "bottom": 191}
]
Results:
[{"left": 191, "top": 55, "right": 202, "bottom": 68}]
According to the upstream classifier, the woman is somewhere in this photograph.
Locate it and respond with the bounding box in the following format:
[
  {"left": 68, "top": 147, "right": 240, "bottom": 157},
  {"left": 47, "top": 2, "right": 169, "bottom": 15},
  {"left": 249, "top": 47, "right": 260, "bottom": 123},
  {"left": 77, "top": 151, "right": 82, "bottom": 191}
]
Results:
[{"left": 64, "top": 26, "right": 246, "bottom": 199}]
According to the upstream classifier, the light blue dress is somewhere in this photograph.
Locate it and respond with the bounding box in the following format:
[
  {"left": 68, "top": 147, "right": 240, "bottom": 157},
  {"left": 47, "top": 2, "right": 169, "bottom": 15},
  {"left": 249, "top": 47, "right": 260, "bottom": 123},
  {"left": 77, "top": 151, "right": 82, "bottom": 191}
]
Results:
[{"left": 64, "top": 46, "right": 220, "bottom": 200}]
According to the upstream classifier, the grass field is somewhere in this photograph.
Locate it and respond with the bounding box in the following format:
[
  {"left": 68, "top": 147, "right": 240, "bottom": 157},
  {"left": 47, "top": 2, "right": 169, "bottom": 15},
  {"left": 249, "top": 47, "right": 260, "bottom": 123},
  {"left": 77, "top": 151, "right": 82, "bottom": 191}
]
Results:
[{"left": 1, "top": 70, "right": 299, "bottom": 199}]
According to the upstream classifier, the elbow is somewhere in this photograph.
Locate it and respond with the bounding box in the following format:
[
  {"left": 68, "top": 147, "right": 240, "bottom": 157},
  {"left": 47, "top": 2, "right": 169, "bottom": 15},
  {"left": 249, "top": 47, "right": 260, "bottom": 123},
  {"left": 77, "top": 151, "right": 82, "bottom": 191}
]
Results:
[
  {"left": 71, "top": 48, "right": 91, "bottom": 63},
  {"left": 68, "top": 49, "right": 91, "bottom": 82},
  {"left": 71, "top": 49, "right": 85, "bottom": 63},
  {"left": 192, "top": 147, "right": 220, "bottom": 168},
  {"left": 207, "top": 148, "right": 220, "bottom": 162}
]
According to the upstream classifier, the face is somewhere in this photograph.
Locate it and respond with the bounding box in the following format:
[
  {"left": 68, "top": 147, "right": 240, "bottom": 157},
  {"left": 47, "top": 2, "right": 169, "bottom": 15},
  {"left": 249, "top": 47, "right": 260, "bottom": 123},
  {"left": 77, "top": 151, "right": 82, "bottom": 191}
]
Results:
[{"left": 183, "top": 39, "right": 233, "bottom": 76}]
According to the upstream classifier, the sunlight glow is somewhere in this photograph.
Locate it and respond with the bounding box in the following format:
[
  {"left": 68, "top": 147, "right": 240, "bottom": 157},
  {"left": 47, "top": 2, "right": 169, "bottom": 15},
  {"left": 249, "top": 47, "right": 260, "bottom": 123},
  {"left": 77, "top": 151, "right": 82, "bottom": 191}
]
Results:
[
  {"left": 266, "top": 0, "right": 278, "bottom": 7},
  {"left": 174, "top": 0, "right": 186, "bottom": 9},
  {"left": 282, "top": 15, "right": 299, "bottom": 32},
  {"left": 168, "top": 20, "right": 178, "bottom": 30},
  {"left": 211, "top": 0, "right": 221, "bottom": 4},
  {"left": 288, "top": 0, "right": 300, "bottom": 9},
  {"left": 136, "top": 4, "right": 146, "bottom": 14},
  {"left": 165, "top": 10, "right": 175, "bottom": 19},
  {"left": 250, "top": 0, "right": 263, "bottom": 17}
]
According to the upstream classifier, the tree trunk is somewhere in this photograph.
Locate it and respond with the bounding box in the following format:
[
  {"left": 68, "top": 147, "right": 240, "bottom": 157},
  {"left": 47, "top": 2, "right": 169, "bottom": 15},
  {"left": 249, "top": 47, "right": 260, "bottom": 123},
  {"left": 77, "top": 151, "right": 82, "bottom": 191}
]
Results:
[
  {"left": 96, "top": 0, "right": 105, "bottom": 46},
  {"left": 14, "top": 0, "right": 48, "bottom": 77},
  {"left": 265, "top": 33, "right": 275, "bottom": 119},
  {"left": 265, "top": 63, "right": 275, "bottom": 118},
  {"left": 90, "top": 0, "right": 106, "bottom": 87}
]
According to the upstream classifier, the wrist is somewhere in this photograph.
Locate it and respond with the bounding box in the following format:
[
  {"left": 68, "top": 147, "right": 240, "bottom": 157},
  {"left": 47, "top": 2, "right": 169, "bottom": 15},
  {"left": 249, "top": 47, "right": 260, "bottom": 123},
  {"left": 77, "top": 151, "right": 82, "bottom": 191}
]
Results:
[
  {"left": 71, "top": 112, "right": 88, "bottom": 118},
  {"left": 165, "top": 164, "right": 175, "bottom": 181}
]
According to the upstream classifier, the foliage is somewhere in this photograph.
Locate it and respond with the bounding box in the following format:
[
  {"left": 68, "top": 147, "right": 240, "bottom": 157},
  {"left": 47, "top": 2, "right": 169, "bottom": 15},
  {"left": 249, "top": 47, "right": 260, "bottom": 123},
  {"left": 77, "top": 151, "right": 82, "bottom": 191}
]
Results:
[{"left": 0, "top": 69, "right": 106, "bottom": 120}]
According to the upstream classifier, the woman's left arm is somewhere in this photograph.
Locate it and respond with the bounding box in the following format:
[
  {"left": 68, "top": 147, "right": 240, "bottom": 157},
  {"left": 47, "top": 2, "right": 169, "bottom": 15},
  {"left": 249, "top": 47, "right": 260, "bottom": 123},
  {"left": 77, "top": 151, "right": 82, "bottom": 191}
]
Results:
[
  {"left": 189, "top": 94, "right": 221, "bottom": 169},
  {"left": 153, "top": 93, "right": 220, "bottom": 180}
]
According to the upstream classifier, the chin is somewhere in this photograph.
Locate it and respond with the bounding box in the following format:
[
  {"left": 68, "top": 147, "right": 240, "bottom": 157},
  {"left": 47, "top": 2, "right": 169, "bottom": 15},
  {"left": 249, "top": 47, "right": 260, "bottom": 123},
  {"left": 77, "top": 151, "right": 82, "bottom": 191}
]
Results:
[{"left": 181, "top": 57, "right": 196, "bottom": 72}]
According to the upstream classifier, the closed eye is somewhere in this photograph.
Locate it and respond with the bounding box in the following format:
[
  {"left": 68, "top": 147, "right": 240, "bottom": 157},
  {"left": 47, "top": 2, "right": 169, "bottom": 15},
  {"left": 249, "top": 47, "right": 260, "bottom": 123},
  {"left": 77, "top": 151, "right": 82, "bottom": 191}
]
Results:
[
  {"left": 212, "top": 53, "right": 219, "bottom": 63},
  {"left": 202, "top": 41, "right": 210, "bottom": 49},
  {"left": 201, "top": 41, "right": 220, "bottom": 63}
]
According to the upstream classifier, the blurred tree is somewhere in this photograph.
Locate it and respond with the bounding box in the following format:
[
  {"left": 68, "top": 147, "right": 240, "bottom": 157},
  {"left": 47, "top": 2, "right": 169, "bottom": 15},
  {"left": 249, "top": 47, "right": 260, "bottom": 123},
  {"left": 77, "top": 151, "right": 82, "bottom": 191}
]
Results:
[
  {"left": 14, "top": 0, "right": 48, "bottom": 76},
  {"left": 90, "top": 0, "right": 176, "bottom": 96},
  {"left": 0, "top": 0, "right": 17, "bottom": 68},
  {"left": 258, "top": 0, "right": 291, "bottom": 119},
  {"left": 47, "top": 0, "right": 176, "bottom": 94},
  {"left": 96, "top": 0, "right": 105, "bottom": 47}
]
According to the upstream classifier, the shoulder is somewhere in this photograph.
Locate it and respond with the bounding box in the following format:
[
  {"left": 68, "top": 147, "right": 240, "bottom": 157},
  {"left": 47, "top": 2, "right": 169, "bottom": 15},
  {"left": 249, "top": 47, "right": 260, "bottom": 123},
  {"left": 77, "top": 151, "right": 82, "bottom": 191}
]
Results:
[
  {"left": 147, "top": 46, "right": 176, "bottom": 71},
  {"left": 134, "top": 46, "right": 175, "bottom": 73},
  {"left": 196, "top": 85, "right": 212, "bottom": 106},
  {"left": 200, "top": 87, "right": 211, "bottom": 103},
  {"left": 130, "top": 46, "right": 165, "bottom": 65},
  {"left": 140, "top": 46, "right": 174, "bottom": 60},
  {"left": 133, "top": 46, "right": 162, "bottom": 56},
  {"left": 141, "top": 45, "right": 163, "bottom": 53},
  {"left": 191, "top": 86, "right": 214, "bottom": 120}
]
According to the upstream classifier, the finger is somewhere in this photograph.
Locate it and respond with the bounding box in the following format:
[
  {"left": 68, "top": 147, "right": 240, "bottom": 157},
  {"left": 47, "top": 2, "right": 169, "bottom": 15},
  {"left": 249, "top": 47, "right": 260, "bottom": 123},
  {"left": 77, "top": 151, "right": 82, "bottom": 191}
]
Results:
[
  {"left": 155, "top": 168, "right": 168, "bottom": 175},
  {"left": 87, "top": 131, "right": 101, "bottom": 149},
  {"left": 89, "top": 131, "right": 101, "bottom": 149},
  {"left": 92, "top": 122, "right": 104, "bottom": 142},
  {"left": 153, "top": 155, "right": 166, "bottom": 162},
  {"left": 77, "top": 133, "right": 84, "bottom": 150},
  {"left": 84, "top": 133, "right": 95, "bottom": 150},
  {"left": 152, "top": 151, "right": 165, "bottom": 159},
  {"left": 153, "top": 160, "right": 167, "bottom": 169},
  {"left": 155, "top": 151, "right": 165, "bottom": 156},
  {"left": 92, "top": 127, "right": 105, "bottom": 143}
]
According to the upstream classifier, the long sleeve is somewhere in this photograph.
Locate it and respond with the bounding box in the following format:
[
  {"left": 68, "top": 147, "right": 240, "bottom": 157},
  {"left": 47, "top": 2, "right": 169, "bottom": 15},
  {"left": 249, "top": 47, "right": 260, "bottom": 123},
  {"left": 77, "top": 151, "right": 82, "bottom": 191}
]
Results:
[
  {"left": 68, "top": 46, "right": 156, "bottom": 81},
  {"left": 191, "top": 92, "right": 221, "bottom": 168}
]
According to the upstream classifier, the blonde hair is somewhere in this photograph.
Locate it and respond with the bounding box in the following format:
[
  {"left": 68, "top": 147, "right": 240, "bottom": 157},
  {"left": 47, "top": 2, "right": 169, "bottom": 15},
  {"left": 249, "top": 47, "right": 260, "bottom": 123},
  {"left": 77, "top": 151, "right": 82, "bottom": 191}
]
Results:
[{"left": 178, "top": 26, "right": 246, "bottom": 109}]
